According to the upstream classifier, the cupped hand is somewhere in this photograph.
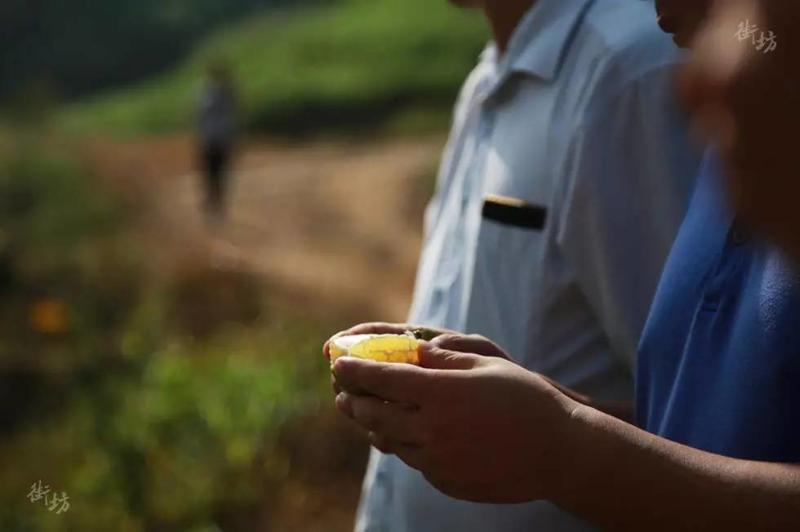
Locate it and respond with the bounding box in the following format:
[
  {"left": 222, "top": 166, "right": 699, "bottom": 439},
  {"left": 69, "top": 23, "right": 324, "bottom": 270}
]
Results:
[{"left": 332, "top": 342, "right": 578, "bottom": 504}]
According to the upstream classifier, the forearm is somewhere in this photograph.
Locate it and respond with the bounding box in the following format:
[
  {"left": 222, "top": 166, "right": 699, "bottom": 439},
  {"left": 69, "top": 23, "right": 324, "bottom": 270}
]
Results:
[
  {"left": 550, "top": 403, "right": 800, "bottom": 531},
  {"left": 542, "top": 376, "right": 634, "bottom": 422}
]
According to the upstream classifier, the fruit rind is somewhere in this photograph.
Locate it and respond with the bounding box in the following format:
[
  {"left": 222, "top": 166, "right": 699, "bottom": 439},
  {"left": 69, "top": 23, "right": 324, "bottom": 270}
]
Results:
[{"left": 329, "top": 333, "right": 421, "bottom": 365}]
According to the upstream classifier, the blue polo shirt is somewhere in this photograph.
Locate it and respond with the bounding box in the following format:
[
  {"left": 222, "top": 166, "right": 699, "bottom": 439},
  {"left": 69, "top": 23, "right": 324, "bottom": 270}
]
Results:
[{"left": 636, "top": 156, "right": 800, "bottom": 461}]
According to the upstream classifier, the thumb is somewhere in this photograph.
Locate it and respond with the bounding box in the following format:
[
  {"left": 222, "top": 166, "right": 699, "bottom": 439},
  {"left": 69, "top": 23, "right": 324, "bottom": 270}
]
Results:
[{"left": 419, "top": 343, "right": 482, "bottom": 370}]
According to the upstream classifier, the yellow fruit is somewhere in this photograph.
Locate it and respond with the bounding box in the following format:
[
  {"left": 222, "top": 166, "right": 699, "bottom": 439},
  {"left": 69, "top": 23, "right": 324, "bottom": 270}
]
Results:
[{"left": 329, "top": 334, "right": 421, "bottom": 365}]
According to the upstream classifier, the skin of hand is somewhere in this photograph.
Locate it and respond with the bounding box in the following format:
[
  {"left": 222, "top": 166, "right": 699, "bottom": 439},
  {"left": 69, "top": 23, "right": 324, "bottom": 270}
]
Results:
[
  {"left": 680, "top": 0, "right": 800, "bottom": 261},
  {"left": 333, "top": 336, "right": 577, "bottom": 503}
]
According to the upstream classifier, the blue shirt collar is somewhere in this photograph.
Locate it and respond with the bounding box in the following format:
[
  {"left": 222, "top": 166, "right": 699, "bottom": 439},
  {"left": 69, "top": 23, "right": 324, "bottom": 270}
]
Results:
[{"left": 481, "top": 0, "right": 593, "bottom": 82}]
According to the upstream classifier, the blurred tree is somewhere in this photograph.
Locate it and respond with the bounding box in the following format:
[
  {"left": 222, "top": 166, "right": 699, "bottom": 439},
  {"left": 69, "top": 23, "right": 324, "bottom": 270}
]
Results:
[{"left": 0, "top": 0, "right": 329, "bottom": 103}]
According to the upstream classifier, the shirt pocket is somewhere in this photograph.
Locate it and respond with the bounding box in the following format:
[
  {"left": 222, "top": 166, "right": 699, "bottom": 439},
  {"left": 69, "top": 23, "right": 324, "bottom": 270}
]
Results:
[{"left": 481, "top": 194, "right": 547, "bottom": 231}]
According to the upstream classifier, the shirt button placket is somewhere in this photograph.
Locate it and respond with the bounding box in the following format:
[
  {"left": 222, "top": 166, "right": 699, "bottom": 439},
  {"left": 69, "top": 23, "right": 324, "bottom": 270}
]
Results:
[{"left": 463, "top": 107, "right": 496, "bottom": 211}]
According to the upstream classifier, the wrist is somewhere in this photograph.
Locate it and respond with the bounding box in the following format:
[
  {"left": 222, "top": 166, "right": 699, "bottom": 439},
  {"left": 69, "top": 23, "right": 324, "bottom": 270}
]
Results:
[{"left": 541, "top": 390, "right": 588, "bottom": 502}]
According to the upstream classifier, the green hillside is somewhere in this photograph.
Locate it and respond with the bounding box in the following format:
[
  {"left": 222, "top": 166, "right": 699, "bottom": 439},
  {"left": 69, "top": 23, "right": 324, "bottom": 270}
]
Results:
[
  {"left": 0, "top": 0, "right": 309, "bottom": 102},
  {"left": 58, "top": 0, "right": 488, "bottom": 137}
]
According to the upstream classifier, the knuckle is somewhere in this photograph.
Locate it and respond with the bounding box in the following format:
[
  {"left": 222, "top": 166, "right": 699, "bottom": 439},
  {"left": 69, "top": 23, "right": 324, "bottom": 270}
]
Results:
[
  {"left": 432, "top": 333, "right": 460, "bottom": 348},
  {"left": 470, "top": 334, "right": 490, "bottom": 344}
]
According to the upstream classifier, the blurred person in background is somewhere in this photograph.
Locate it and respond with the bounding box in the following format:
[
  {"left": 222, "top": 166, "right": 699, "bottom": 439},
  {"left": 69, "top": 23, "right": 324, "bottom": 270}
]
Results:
[
  {"left": 330, "top": 0, "right": 800, "bottom": 529},
  {"left": 196, "top": 63, "right": 237, "bottom": 223},
  {"left": 345, "top": 0, "right": 700, "bottom": 530}
]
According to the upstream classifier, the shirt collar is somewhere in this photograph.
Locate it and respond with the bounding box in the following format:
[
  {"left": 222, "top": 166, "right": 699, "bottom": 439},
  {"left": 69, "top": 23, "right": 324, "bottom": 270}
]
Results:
[{"left": 483, "top": 0, "right": 594, "bottom": 82}]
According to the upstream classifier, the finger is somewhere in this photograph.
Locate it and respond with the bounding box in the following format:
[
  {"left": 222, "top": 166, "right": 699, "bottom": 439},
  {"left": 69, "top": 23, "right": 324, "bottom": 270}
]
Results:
[
  {"left": 341, "top": 393, "right": 425, "bottom": 445},
  {"left": 331, "top": 373, "right": 342, "bottom": 396},
  {"left": 430, "top": 334, "right": 509, "bottom": 360},
  {"left": 333, "top": 357, "right": 430, "bottom": 404},
  {"left": 343, "top": 322, "right": 410, "bottom": 336},
  {"left": 418, "top": 343, "right": 482, "bottom": 370}
]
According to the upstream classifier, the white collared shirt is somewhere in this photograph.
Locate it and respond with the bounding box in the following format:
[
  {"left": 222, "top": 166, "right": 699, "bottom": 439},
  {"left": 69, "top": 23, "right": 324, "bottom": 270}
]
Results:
[{"left": 356, "top": 0, "right": 701, "bottom": 530}]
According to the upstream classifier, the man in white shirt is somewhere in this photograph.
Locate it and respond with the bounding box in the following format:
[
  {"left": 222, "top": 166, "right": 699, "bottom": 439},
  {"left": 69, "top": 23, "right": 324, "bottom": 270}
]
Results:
[{"left": 347, "top": 0, "right": 700, "bottom": 530}]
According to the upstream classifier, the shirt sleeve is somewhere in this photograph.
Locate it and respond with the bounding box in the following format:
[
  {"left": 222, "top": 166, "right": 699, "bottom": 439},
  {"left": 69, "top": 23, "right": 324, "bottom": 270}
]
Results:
[{"left": 555, "top": 61, "right": 701, "bottom": 369}]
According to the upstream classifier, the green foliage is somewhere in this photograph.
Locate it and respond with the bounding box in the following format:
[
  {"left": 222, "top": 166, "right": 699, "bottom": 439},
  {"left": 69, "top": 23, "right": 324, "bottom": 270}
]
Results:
[
  {"left": 110, "top": 327, "right": 326, "bottom": 527},
  {"left": 0, "top": 146, "right": 118, "bottom": 275},
  {"left": 58, "top": 0, "right": 487, "bottom": 137},
  {"left": 0, "top": 325, "right": 331, "bottom": 531},
  {"left": 0, "top": 0, "right": 323, "bottom": 101},
  {"left": 0, "top": 144, "right": 133, "bottom": 372},
  {"left": 0, "top": 144, "right": 145, "bottom": 528},
  {"left": 0, "top": 144, "right": 340, "bottom": 530}
]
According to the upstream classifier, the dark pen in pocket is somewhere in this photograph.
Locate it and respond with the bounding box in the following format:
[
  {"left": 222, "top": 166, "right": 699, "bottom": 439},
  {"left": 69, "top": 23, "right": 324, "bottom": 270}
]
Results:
[{"left": 482, "top": 194, "right": 547, "bottom": 231}]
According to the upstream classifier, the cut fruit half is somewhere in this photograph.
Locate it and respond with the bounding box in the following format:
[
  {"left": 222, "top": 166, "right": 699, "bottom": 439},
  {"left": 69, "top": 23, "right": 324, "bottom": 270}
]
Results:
[{"left": 329, "top": 333, "right": 421, "bottom": 365}]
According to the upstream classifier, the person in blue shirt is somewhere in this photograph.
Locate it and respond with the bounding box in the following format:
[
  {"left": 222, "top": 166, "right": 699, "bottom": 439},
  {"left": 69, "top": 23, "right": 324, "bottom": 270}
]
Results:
[
  {"left": 637, "top": 153, "right": 800, "bottom": 462},
  {"left": 325, "top": 0, "right": 800, "bottom": 529}
]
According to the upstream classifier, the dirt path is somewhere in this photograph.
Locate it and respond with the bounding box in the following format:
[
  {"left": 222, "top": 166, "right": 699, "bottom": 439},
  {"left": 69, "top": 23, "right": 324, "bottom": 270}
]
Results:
[
  {"left": 81, "top": 134, "right": 443, "bottom": 323},
  {"left": 74, "top": 133, "right": 447, "bottom": 531}
]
